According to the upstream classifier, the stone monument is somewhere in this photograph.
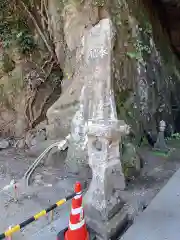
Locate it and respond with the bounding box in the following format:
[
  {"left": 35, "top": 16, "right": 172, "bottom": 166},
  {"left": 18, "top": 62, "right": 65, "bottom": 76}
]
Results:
[
  {"left": 83, "top": 18, "right": 130, "bottom": 239},
  {"left": 154, "top": 120, "right": 169, "bottom": 153}
]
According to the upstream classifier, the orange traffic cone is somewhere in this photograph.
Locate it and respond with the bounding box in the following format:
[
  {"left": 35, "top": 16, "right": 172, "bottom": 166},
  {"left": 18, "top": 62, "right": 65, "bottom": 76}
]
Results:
[{"left": 65, "top": 182, "right": 89, "bottom": 240}]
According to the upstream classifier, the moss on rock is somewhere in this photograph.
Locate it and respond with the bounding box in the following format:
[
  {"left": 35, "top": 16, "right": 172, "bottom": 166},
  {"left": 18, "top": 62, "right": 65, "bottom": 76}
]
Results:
[{"left": 121, "top": 142, "right": 142, "bottom": 180}]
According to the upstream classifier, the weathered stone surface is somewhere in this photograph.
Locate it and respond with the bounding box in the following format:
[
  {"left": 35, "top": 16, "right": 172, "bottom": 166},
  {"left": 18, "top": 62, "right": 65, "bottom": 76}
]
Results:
[
  {"left": 0, "top": 64, "right": 27, "bottom": 137},
  {"left": 121, "top": 142, "right": 142, "bottom": 180},
  {"left": 26, "top": 139, "right": 58, "bottom": 157},
  {"left": 64, "top": 16, "right": 118, "bottom": 173},
  {"left": 46, "top": 50, "right": 85, "bottom": 140},
  {"left": 29, "top": 129, "right": 47, "bottom": 147},
  {"left": 46, "top": 2, "right": 100, "bottom": 141},
  {"left": 47, "top": 15, "right": 112, "bottom": 171},
  {"left": 65, "top": 86, "right": 89, "bottom": 173},
  {"left": 45, "top": 147, "right": 67, "bottom": 168},
  {"left": 84, "top": 121, "right": 129, "bottom": 240},
  {"left": 15, "top": 139, "right": 26, "bottom": 149},
  {"left": 154, "top": 120, "right": 169, "bottom": 153},
  {"left": 87, "top": 207, "right": 128, "bottom": 240},
  {"left": 0, "top": 139, "right": 9, "bottom": 149},
  {"left": 0, "top": 61, "right": 60, "bottom": 138},
  {"left": 83, "top": 18, "right": 129, "bottom": 240}
]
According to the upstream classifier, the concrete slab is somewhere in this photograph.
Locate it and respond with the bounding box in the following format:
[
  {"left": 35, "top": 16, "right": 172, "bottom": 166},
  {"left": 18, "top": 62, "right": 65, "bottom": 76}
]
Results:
[
  {"left": 0, "top": 178, "right": 75, "bottom": 239},
  {"left": 25, "top": 202, "right": 71, "bottom": 240},
  {"left": 27, "top": 202, "right": 96, "bottom": 240},
  {"left": 120, "top": 168, "right": 180, "bottom": 240}
]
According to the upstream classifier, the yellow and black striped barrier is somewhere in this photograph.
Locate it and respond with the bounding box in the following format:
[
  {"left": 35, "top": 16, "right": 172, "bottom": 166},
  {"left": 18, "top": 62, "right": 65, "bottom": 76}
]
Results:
[{"left": 0, "top": 192, "right": 76, "bottom": 239}]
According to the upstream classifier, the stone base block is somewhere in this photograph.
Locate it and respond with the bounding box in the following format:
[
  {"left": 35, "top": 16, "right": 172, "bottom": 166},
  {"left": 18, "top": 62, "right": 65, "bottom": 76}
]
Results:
[
  {"left": 153, "top": 147, "right": 170, "bottom": 154},
  {"left": 85, "top": 206, "right": 128, "bottom": 240},
  {"left": 65, "top": 142, "right": 88, "bottom": 174}
]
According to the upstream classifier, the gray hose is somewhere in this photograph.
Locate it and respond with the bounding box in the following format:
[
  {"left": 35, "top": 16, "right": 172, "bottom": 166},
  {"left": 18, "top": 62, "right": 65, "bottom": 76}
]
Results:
[{"left": 24, "top": 135, "right": 70, "bottom": 186}]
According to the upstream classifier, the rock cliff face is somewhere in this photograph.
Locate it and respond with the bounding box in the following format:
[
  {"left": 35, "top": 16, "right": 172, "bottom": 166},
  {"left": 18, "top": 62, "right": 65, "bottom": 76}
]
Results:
[
  {"left": 46, "top": 0, "right": 178, "bottom": 142},
  {"left": 46, "top": 3, "right": 138, "bottom": 141},
  {"left": 0, "top": 0, "right": 180, "bottom": 148},
  {"left": 0, "top": 49, "right": 62, "bottom": 144},
  {"left": 155, "top": 0, "right": 180, "bottom": 59},
  {"left": 46, "top": 3, "right": 106, "bottom": 140}
]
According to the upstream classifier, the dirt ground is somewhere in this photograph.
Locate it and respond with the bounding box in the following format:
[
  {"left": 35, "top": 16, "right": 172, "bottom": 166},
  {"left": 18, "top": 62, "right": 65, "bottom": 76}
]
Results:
[
  {"left": 123, "top": 140, "right": 180, "bottom": 216},
  {"left": 0, "top": 139, "right": 180, "bottom": 237}
]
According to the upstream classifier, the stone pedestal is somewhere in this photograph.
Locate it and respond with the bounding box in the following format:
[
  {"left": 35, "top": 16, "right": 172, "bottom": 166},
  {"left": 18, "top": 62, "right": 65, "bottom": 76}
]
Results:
[
  {"left": 84, "top": 120, "right": 129, "bottom": 240},
  {"left": 154, "top": 120, "right": 169, "bottom": 153}
]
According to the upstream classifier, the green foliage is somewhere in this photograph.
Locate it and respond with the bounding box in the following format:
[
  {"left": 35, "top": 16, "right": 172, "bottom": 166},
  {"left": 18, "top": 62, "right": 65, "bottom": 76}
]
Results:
[
  {"left": 127, "top": 24, "right": 152, "bottom": 63},
  {"left": 92, "top": 0, "right": 106, "bottom": 7},
  {"left": 14, "top": 29, "right": 36, "bottom": 54},
  {"left": 126, "top": 51, "right": 141, "bottom": 60},
  {"left": 127, "top": 39, "right": 151, "bottom": 62},
  {"left": 0, "top": 0, "right": 36, "bottom": 54},
  {"left": 166, "top": 133, "right": 180, "bottom": 141},
  {"left": 135, "top": 38, "right": 151, "bottom": 55}
]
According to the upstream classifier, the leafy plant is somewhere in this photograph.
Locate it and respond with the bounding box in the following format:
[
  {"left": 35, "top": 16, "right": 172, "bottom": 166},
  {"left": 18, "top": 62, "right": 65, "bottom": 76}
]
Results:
[
  {"left": 127, "top": 24, "right": 152, "bottom": 63},
  {"left": 0, "top": 0, "right": 36, "bottom": 54},
  {"left": 127, "top": 51, "right": 141, "bottom": 60},
  {"left": 14, "top": 29, "right": 36, "bottom": 54},
  {"left": 166, "top": 133, "right": 180, "bottom": 141}
]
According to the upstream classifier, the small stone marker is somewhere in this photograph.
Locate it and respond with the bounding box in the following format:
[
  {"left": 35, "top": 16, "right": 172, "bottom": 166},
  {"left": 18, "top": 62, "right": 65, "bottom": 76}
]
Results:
[{"left": 154, "top": 120, "right": 169, "bottom": 153}]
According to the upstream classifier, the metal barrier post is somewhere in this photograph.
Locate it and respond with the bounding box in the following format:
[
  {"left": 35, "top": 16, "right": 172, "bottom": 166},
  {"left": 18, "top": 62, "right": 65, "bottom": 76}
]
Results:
[
  {"left": 50, "top": 210, "right": 54, "bottom": 222},
  {"left": 14, "top": 185, "right": 17, "bottom": 202}
]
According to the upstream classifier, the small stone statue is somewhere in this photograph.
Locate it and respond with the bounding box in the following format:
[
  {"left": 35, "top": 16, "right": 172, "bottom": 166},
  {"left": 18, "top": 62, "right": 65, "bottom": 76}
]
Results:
[{"left": 154, "top": 120, "right": 169, "bottom": 153}]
